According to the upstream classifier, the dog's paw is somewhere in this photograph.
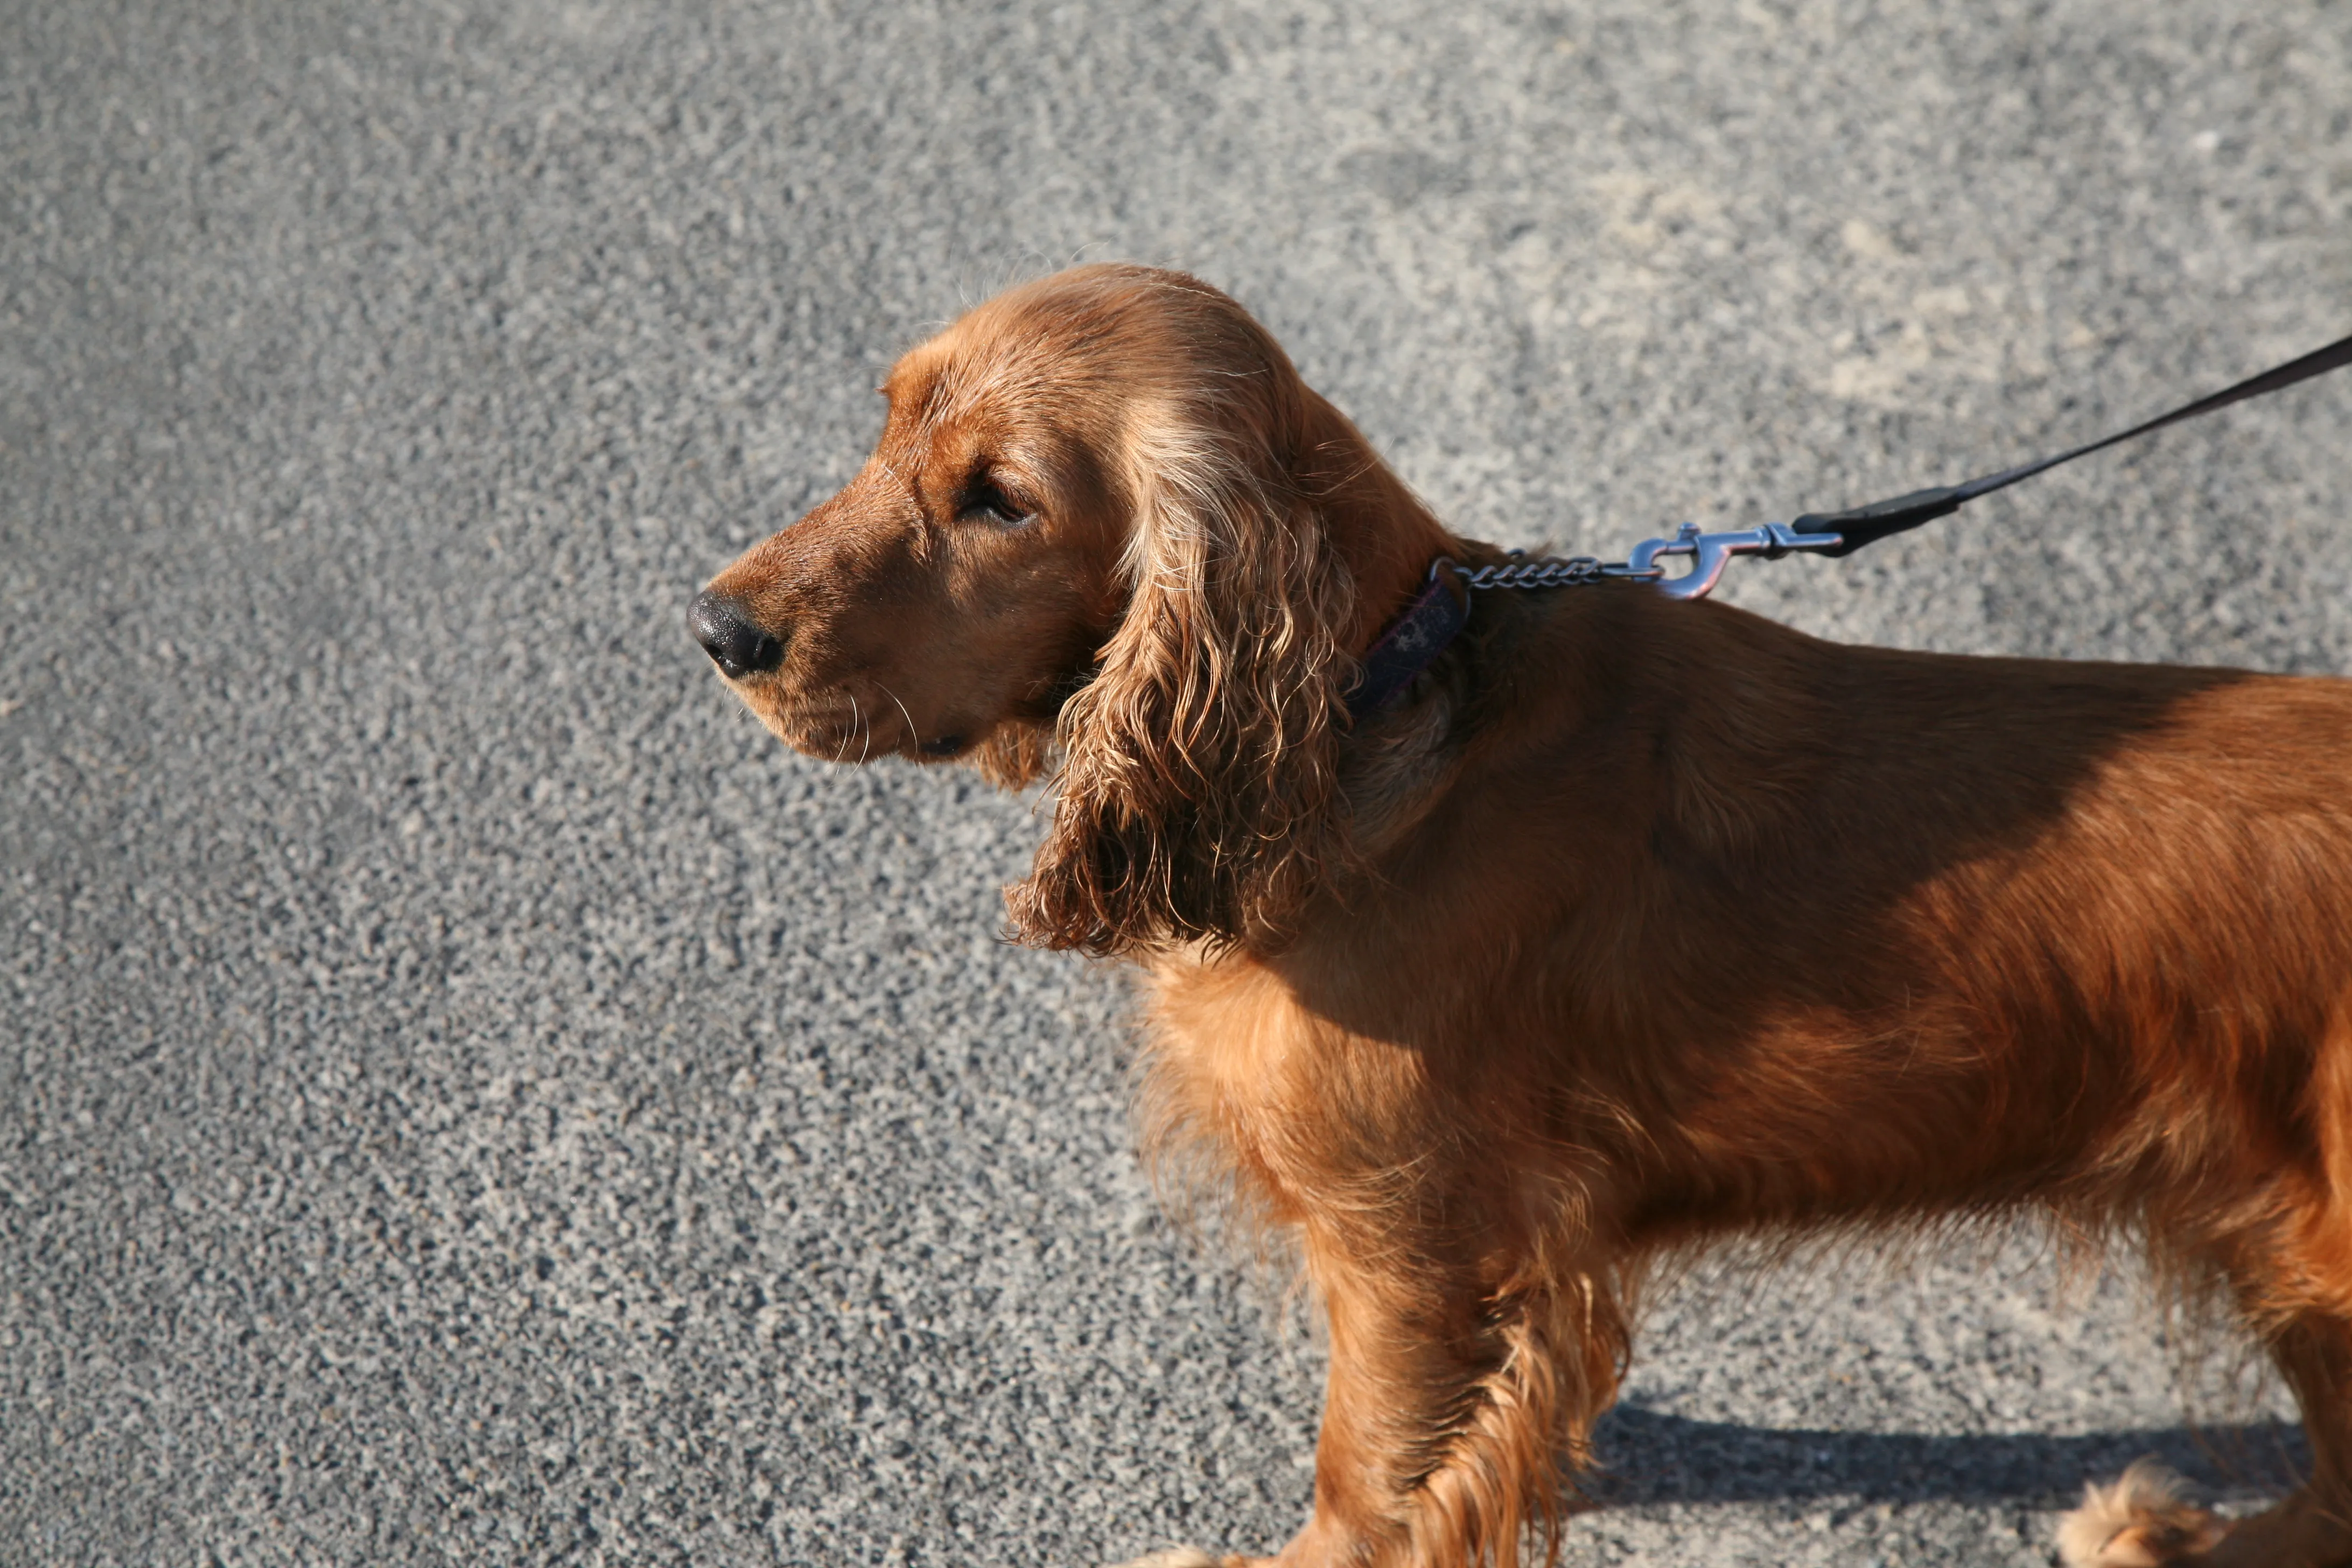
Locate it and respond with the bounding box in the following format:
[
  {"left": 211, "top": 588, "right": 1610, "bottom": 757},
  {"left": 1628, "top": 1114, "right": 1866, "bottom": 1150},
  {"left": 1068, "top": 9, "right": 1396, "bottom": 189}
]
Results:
[
  {"left": 2057, "top": 1461, "right": 2228, "bottom": 1567},
  {"left": 1102, "top": 1550, "right": 1222, "bottom": 1568}
]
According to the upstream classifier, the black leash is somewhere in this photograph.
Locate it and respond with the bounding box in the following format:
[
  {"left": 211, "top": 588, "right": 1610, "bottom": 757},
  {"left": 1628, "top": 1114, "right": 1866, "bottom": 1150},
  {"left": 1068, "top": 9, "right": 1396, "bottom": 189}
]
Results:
[
  {"left": 1348, "top": 330, "right": 2352, "bottom": 719},
  {"left": 1792, "top": 330, "right": 2352, "bottom": 559}
]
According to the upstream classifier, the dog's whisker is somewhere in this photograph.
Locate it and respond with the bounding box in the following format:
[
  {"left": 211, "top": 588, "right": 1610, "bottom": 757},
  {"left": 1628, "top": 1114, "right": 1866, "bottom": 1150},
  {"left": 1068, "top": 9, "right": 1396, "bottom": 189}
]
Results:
[
  {"left": 833, "top": 695, "right": 862, "bottom": 767},
  {"left": 877, "top": 682, "right": 920, "bottom": 753}
]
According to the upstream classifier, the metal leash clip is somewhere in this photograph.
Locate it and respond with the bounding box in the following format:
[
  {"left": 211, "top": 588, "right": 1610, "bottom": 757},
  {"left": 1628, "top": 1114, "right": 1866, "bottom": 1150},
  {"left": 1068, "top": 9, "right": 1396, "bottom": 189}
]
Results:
[
  {"left": 1625, "top": 520, "right": 1847, "bottom": 600},
  {"left": 1448, "top": 522, "right": 1847, "bottom": 601}
]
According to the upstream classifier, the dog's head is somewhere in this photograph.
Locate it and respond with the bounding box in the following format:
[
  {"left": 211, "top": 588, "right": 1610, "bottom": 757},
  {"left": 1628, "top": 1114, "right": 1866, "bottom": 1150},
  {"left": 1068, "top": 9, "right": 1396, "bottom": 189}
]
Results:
[{"left": 694, "top": 265, "right": 1452, "bottom": 955}]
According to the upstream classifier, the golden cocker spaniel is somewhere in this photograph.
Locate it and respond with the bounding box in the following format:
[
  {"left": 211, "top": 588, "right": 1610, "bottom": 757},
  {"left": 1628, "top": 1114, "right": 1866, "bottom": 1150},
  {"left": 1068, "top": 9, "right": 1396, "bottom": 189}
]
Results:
[{"left": 692, "top": 265, "right": 2352, "bottom": 1568}]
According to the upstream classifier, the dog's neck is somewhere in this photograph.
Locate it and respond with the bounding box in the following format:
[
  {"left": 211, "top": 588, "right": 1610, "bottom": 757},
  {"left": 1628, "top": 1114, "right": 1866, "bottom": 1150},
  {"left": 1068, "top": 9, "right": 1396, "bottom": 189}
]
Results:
[{"left": 1285, "top": 387, "right": 1464, "bottom": 659}]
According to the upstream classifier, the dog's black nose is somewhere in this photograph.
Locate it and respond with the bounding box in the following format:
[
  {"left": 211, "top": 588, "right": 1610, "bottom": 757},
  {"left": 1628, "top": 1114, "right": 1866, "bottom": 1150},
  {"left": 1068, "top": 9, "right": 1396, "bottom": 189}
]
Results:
[{"left": 689, "top": 590, "right": 783, "bottom": 679}]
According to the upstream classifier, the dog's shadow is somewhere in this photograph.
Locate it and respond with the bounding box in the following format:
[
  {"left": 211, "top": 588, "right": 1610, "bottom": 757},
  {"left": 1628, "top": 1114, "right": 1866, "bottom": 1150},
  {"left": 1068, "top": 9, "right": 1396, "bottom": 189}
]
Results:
[{"left": 1589, "top": 1404, "right": 2309, "bottom": 1507}]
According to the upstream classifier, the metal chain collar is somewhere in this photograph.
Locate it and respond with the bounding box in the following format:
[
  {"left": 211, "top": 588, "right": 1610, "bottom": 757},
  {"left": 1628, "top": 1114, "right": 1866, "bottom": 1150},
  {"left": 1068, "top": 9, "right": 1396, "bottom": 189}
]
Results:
[{"left": 1446, "top": 520, "right": 1847, "bottom": 601}]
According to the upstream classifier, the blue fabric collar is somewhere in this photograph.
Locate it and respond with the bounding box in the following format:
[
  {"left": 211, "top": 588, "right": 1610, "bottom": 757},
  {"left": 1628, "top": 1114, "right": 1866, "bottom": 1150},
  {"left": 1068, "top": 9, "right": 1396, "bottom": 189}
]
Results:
[{"left": 1344, "top": 566, "right": 1468, "bottom": 722}]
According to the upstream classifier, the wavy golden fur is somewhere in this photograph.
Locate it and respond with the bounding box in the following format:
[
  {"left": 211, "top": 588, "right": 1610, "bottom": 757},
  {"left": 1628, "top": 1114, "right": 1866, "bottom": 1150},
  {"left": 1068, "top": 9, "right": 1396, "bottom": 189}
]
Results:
[{"left": 694, "top": 264, "right": 2352, "bottom": 1568}]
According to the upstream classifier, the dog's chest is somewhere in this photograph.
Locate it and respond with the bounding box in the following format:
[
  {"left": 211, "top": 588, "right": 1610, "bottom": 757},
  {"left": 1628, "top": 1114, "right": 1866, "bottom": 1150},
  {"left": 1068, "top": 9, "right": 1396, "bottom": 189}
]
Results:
[{"left": 1140, "top": 954, "right": 1435, "bottom": 1181}]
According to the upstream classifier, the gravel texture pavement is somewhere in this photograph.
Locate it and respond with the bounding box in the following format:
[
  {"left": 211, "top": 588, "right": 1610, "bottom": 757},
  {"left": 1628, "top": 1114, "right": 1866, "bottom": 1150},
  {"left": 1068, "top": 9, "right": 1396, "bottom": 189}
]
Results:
[{"left": 4, "top": 2, "right": 2350, "bottom": 1564}]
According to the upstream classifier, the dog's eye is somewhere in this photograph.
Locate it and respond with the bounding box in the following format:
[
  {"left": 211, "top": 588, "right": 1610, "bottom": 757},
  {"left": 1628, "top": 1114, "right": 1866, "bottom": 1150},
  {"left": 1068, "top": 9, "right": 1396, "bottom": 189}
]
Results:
[{"left": 958, "top": 475, "right": 1034, "bottom": 527}]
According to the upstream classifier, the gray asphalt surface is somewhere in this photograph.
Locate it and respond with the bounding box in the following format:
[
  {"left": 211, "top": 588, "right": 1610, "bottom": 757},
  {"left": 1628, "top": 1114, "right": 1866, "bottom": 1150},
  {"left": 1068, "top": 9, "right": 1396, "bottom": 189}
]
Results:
[{"left": 5, "top": 2, "right": 2351, "bottom": 1564}]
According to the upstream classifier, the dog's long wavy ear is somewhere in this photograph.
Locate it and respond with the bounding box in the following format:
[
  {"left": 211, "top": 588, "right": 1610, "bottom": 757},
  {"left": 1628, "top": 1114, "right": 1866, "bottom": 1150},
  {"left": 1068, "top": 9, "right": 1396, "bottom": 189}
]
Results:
[{"left": 1005, "top": 368, "right": 1359, "bottom": 958}]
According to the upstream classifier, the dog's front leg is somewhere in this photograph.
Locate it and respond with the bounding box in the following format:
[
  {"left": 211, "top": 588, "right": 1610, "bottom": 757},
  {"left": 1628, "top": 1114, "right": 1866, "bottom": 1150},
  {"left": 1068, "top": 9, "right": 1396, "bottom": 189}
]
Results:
[
  {"left": 1261, "top": 1236, "right": 1630, "bottom": 1568},
  {"left": 1129, "top": 968, "right": 1630, "bottom": 1567}
]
